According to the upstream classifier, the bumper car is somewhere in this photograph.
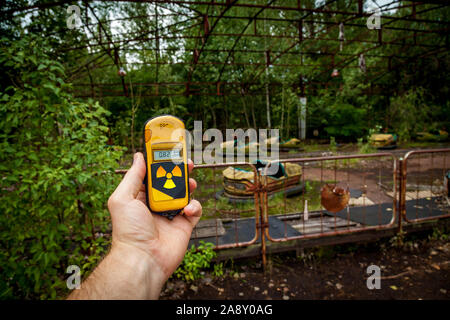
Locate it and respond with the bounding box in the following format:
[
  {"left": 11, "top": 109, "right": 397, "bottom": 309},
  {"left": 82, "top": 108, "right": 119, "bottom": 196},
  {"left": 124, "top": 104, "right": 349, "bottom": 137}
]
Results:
[
  {"left": 219, "top": 139, "right": 259, "bottom": 156},
  {"left": 280, "top": 138, "right": 302, "bottom": 148},
  {"left": 220, "top": 160, "right": 303, "bottom": 201},
  {"left": 369, "top": 133, "right": 398, "bottom": 149},
  {"left": 416, "top": 130, "right": 448, "bottom": 142},
  {"left": 264, "top": 137, "right": 304, "bottom": 151}
]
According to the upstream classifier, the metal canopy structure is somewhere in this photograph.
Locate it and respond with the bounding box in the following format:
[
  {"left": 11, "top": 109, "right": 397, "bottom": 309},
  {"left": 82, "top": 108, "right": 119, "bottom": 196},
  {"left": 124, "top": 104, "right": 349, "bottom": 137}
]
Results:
[{"left": 6, "top": 0, "right": 449, "bottom": 98}]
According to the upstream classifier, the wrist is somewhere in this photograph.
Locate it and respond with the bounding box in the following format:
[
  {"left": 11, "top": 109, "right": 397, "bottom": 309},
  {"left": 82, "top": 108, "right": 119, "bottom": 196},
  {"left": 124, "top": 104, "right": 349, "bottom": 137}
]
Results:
[{"left": 108, "top": 241, "right": 167, "bottom": 299}]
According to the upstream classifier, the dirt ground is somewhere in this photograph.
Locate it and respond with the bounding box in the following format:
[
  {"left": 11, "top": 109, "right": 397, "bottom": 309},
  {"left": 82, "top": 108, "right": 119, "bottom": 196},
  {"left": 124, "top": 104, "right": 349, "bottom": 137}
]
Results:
[{"left": 160, "top": 233, "right": 450, "bottom": 300}]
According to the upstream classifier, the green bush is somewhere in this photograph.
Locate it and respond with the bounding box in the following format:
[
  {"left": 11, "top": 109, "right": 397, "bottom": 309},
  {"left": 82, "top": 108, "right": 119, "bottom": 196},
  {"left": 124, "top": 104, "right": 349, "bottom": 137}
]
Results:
[
  {"left": 212, "top": 262, "right": 224, "bottom": 278},
  {"left": 0, "top": 35, "right": 123, "bottom": 299},
  {"left": 173, "top": 241, "right": 216, "bottom": 282},
  {"left": 357, "top": 137, "right": 376, "bottom": 154},
  {"left": 324, "top": 103, "right": 367, "bottom": 139},
  {"left": 387, "top": 87, "right": 431, "bottom": 141},
  {"left": 329, "top": 136, "right": 337, "bottom": 153}
]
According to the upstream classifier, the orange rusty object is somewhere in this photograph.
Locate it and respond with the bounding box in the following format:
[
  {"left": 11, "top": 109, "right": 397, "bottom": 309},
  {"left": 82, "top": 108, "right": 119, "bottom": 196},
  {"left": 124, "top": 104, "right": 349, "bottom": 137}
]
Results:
[{"left": 320, "top": 184, "right": 350, "bottom": 213}]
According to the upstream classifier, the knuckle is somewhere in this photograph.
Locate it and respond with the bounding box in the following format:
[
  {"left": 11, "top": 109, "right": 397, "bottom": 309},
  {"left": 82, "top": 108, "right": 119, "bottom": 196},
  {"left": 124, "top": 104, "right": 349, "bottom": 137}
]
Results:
[{"left": 194, "top": 201, "right": 202, "bottom": 215}]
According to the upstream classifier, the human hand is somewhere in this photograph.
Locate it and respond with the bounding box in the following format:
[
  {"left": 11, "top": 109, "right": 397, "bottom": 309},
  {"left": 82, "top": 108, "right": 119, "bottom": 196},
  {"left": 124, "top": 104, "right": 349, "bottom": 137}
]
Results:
[{"left": 107, "top": 152, "right": 202, "bottom": 283}]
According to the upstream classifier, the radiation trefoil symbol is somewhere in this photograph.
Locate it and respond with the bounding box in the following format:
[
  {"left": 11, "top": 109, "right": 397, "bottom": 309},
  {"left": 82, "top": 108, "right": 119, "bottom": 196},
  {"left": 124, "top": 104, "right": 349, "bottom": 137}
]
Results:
[{"left": 156, "top": 165, "right": 182, "bottom": 189}]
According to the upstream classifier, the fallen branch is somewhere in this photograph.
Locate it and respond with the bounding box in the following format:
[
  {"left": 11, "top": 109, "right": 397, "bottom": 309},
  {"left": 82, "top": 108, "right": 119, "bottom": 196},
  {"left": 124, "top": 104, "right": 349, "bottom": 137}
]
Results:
[
  {"left": 381, "top": 270, "right": 414, "bottom": 280},
  {"left": 380, "top": 260, "right": 450, "bottom": 280}
]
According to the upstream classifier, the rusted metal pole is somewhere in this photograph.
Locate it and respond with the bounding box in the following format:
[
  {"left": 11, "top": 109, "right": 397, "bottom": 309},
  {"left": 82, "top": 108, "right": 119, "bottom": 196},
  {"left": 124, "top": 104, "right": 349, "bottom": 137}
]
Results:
[
  {"left": 398, "top": 157, "right": 406, "bottom": 233},
  {"left": 258, "top": 172, "right": 267, "bottom": 270},
  {"left": 260, "top": 192, "right": 267, "bottom": 270}
]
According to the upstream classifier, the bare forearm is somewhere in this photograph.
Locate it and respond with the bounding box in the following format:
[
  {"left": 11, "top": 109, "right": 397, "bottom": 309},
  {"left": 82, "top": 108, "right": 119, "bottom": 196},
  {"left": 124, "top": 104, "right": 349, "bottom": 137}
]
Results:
[{"left": 68, "top": 243, "right": 166, "bottom": 300}]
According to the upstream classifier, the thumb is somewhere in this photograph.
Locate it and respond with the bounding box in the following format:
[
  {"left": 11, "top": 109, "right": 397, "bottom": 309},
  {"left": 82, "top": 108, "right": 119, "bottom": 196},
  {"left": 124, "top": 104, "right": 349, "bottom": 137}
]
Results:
[{"left": 112, "top": 152, "right": 147, "bottom": 201}]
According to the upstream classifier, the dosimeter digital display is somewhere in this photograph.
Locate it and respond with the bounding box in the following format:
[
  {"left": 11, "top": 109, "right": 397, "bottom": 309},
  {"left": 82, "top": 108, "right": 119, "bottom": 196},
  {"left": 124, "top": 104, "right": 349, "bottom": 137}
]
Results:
[
  {"left": 153, "top": 149, "right": 182, "bottom": 161},
  {"left": 143, "top": 115, "right": 189, "bottom": 220}
]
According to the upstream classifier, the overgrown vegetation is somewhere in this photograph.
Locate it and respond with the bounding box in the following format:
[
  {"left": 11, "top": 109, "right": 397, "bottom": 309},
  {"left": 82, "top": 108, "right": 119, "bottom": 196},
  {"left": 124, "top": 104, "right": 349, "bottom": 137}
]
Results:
[
  {"left": 173, "top": 241, "right": 221, "bottom": 282},
  {"left": 387, "top": 88, "right": 448, "bottom": 142},
  {"left": 0, "top": 35, "right": 122, "bottom": 299}
]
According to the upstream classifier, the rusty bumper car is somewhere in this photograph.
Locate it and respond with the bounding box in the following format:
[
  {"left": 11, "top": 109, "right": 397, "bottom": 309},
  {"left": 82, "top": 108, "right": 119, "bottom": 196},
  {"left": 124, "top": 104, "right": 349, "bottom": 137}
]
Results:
[
  {"left": 369, "top": 133, "right": 398, "bottom": 149},
  {"left": 217, "top": 160, "right": 304, "bottom": 203}
]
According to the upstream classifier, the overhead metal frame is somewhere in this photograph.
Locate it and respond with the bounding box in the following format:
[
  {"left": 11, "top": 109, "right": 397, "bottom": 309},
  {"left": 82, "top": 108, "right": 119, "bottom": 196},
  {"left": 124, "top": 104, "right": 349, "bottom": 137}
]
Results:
[{"left": 4, "top": 0, "right": 449, "bottom": 97}]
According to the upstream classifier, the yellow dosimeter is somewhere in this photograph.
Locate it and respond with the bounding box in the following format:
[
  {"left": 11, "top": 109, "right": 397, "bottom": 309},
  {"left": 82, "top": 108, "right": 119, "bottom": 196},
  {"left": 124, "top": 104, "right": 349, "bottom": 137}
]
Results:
[{"left": 143, "top": 115, "right": 189, "bottom": 220}]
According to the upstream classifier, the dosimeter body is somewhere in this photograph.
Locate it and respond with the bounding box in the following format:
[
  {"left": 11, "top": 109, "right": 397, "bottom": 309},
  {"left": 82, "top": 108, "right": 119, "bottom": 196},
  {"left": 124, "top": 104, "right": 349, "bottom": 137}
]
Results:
[{"left": 143, "top": 115, "right": 189, "bottom": 220}]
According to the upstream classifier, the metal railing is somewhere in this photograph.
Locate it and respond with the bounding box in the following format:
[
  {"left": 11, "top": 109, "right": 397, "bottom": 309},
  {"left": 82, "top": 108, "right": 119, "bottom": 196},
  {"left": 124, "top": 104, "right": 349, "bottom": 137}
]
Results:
[
  {"left": 399, "top": 149, "right": 450, "bottom": 224},
  {"left": 261, "top": 153, "right": 398, "bottom": 244},
  {"left": 190, "top": 162, "right": 262, "bottom": 250},
  {"left": 115, "top": 148, "right": 450, "bottom": 267}
]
